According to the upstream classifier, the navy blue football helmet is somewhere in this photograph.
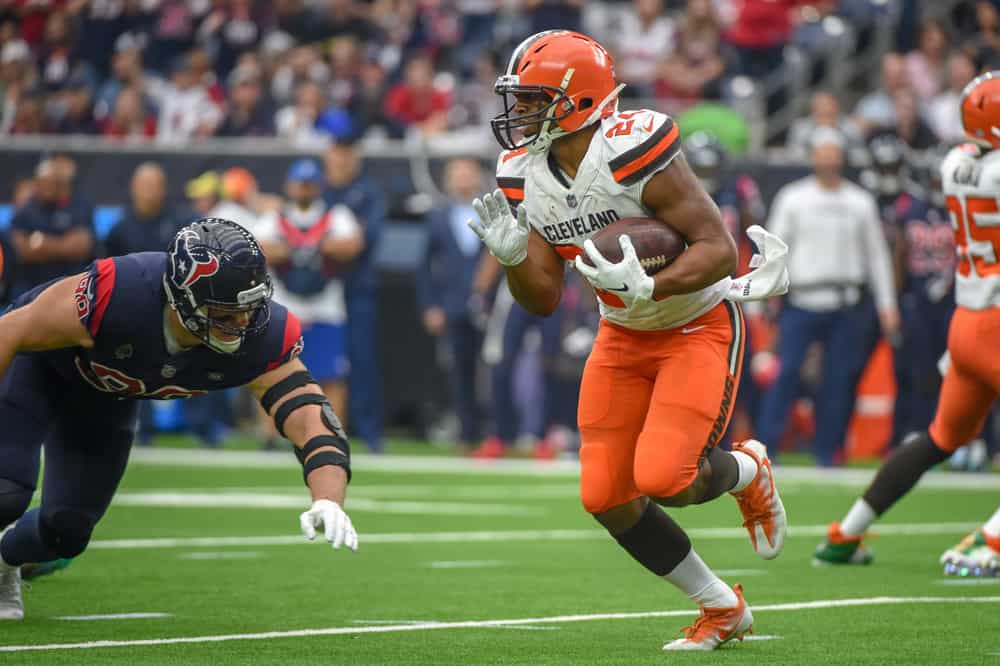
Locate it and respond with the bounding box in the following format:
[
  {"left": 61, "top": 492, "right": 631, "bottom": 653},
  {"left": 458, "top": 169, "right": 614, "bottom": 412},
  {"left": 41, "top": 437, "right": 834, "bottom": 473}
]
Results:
[{"left": 164, "top": 217, "right": 272, "bottom": 353}]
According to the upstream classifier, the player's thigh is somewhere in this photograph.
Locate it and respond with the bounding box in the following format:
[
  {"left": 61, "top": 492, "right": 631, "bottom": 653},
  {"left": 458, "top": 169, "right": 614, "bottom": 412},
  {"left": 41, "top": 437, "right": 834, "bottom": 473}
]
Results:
[
  {"left": 634, "top": 303, "right": 743, "bottom": 499},
  {"left": 929, "top": 363, "right": 996, "bottom": 453},
  {"left": 40, "top": 396, "right": 139, "bottom": 522},
  {"left": 0, "top": 356, "right": 58, "bottom": 489},
  {"left": 578, "top": 325, "right": 652, "bottom": 515}
]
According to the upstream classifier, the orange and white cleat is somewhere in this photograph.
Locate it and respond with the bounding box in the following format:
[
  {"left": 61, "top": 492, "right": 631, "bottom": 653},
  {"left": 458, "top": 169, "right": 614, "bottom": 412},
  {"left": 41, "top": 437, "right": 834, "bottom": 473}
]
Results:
[
  {"left": 663, "top": 584, "right": 753, "bottom": 651},
  {"left": 732, "top": 440, "right": 787, "bottom": 560}
]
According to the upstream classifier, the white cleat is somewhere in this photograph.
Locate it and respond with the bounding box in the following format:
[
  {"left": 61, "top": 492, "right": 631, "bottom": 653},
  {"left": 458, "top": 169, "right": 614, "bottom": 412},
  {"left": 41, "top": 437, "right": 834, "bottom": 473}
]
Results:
[
  {"left": 663, "top": 584, "right": 753, "bottom": 651},
  {"left": 0, "top": 527, "right": 24, "bottom": 621},
  {"left": 732, "top": 439, "right": 787, "bottom": 560}
]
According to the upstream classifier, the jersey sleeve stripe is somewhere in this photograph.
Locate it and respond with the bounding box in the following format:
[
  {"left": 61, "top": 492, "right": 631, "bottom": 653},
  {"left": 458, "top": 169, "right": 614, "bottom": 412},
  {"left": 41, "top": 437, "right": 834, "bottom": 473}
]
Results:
[
  {"left": 497, "top": 176, "right": 525, "bottom": 203},
  {"left": 267, "top": 311, "right": 304, "bottom": 371},
  {"left": 610, "top": 121, "right": 680, "bottom": 185},
  {"left": 501, "top": 147, "right": 528, "bottom": 163},
  {"left": 88, "top": 258, "right": 116, "bottom": 337}
]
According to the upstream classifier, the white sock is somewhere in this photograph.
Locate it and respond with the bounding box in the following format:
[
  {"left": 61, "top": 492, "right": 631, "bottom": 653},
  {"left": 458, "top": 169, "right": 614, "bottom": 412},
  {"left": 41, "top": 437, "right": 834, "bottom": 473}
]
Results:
[
  {"left": 729, "top": 451, "right": 758, "bottom": 494},
  {"left": 663, "top": 549, "right": 738, "bottom": 608},
  {"left": 982, "top": 507, "right": 1000, "bottom": 539},
  {"left": 840, "top": 499, "right": 877, "bottom": 537}
]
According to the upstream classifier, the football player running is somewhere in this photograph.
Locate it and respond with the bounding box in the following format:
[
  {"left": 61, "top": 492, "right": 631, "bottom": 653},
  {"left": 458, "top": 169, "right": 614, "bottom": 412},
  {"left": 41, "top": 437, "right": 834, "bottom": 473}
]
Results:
[
  {"left": 940, "top": 506, "right": 1000, "bottom": 577},
  {"left": 470, "top": 30, "right": 790, "bottom": 651},
  {"left": 0, "top": 218, "right": 357, "bottom": 621},
  {"left": 815, "top": 72, "right": 1000, "bottom": 567}
]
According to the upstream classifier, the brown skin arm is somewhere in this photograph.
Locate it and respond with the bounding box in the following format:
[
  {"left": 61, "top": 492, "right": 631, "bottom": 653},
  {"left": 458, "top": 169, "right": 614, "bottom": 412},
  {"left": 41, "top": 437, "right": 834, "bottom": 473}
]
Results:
[
  {"left": 13, "top": 227, "right": 95, "bottom": 264},
  {"left": 503, "top": 228, "right": 566, "bottom": 316},
  {"left": 259, "top": 239, "right": 292, "bottom": 267},
  {"left": 0, "top": 274, "right": 94, "bottom": 379},
  {"left": 641, "top": 154, "right": 737, "bottom": 299},
  {"left": 248, "top": 358, "right": 349, "bottom": 505}
]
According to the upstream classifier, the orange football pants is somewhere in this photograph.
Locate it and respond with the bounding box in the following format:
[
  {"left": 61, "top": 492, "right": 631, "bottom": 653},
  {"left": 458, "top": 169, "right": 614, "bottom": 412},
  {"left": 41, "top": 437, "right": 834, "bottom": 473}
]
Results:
[
  {"left": 929, "top": 306, "right": 1000, "bottom": 452},
  {"left": 578, "top": 301, "right": 745, "bottom": 514}
]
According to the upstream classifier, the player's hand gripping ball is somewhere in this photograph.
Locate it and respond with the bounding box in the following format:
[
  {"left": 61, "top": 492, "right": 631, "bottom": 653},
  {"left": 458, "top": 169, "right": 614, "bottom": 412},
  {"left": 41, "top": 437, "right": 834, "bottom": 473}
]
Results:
[{"left": 580, "top": 217, "right": 685, "bottom": 276}]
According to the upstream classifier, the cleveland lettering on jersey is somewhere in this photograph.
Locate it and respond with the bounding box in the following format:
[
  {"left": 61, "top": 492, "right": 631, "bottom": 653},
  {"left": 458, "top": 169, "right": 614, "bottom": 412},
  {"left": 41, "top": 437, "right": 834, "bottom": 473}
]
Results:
[{"left": 541, "top": 209, "right": 620, "bottom": 243}]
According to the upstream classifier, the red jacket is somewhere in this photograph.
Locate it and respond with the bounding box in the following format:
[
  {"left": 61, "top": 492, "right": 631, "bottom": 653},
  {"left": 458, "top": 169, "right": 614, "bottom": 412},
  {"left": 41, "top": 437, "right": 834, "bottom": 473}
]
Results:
[{"left": 724, "top": 0, "right": 804, "bottom": 49}]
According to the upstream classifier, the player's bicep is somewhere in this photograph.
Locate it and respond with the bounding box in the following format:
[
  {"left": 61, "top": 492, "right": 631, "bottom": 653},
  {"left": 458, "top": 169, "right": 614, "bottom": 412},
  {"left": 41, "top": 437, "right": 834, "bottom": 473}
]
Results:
[
  {"left": 641, "top": 154, "right": 729, "bottom": 246},
  {"left": 1, "top": 275, "right": 94, "bottom": 352}
]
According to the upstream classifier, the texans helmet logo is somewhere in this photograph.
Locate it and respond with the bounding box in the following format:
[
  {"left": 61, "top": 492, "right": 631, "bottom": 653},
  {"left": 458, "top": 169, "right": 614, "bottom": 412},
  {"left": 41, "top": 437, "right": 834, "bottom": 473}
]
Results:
[{"left": 172, "top": 229, "right": 221, "bottom": 289}]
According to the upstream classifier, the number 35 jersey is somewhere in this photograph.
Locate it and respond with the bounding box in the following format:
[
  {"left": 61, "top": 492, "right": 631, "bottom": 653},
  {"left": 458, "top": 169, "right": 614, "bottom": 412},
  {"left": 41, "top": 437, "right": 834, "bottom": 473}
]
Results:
[
  {"left": 495, "top": 109, "right": 732, "bottom": 331},
  {"left": 942, "top": 143, "right": 1000, "bottom": 310}
]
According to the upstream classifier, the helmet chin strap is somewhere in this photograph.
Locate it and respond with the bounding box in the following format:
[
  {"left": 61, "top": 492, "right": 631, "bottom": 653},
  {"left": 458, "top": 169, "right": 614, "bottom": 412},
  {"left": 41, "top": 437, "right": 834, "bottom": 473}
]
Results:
[{"left": 528, "top": 78, "right": 626, "bottom": 155}]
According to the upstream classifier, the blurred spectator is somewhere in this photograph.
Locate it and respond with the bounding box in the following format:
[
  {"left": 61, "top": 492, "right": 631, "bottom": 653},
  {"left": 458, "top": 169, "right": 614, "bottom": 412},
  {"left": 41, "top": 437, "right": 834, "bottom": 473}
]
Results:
[
  {"left": 146, "top": 0, "right": 205, "bottom": 73},
  {"left": 0, "top": 40, "right": 36, "bottom": 134},
  {"left": 904, "top": 19, "right": 951, "bottom": 102},
  {"left": 312, "top": 0, "right": 375, "bottom": 43},
  {"left": 76, "top": 1, "right": 157, "bottom": 78},
  {"left": 449, "top": 49, "right": 502, "bottom": 130},
  {"left": 37, "top": 10, "right": 83, "bottom": 93},
  {"left": 892, "top": 88, "right": 938, "bottom": 150},
  {"left": 9, "top": 158, "right": 95, "bottom": 299},
  {"left": 256, "top": 158, "right": 364, "bottom": 445},
  {"left": 656, "top": 0, "right": 725, "bottom": 109},
  {"left": 853, "top": 52, "right": 910, "bottom": 137},
  {"left": 104, "top": 162, "right": 184, "bottom": 257},
  {"left": 382, "top": 54, "right": 450, "bottom": 137},
  {"left": 455, "top": 0, "right": 498, "bottom": 75},
  {"left": 324, "top": 139, "right": 388, "bottom": 453},
  {"left": 271, "top": 45, "right": 329, "bottom": 106},
  {"left": 185, "top": 170, "right": 222, "bottom": 219},
  {"left": 524, "top": 0, "right": 584, "bottom": 34},
  {"left": 186, "top": 48, "right": 226, "bottom": 104},
  {"left": 196, "top": 0, "right": 262, "bottom": 78},
  {"left": 94, "top": 44, "right": 158, "bottom": 122},
  {"left": 928, "top": 52, "right": 977, "bottom": 143},
  {"left": 963, "top": 0, "right": 1000, "bottom": 70},
  {"left": 723, "top": 0, "right": 802, "bottom": 81},
  {"left": 615, "top": 0, "right": 675, "bottom": 99},
  {"left": 274, "top": 0, "right": 315, "bottom": 44},
  {"left": 758, "top": 129, "right": 899, "bottom": 466},
  {"left": 418, "top": 157, "right": 491, "bottom": 452},
  {"left": 8, "top": 93, "right": 44, "bottom": 134},
  {"left": 275, "top": 80, "right": 330, "bottom": 146},
  {"left": 210, "top": 167, "right": 280, "bottom": 232},
  {"left": 786, "top": 91, "right": 864, "bottom": 161},
  {"left": 100, "top": 86, "right": 157, "bottom": 140},
  {"left": 50, "top": 70, "right": 97, "bottom": 134},
  {"left": 216, "top": 64, "right": 275, "bottom": 136},
  {"left": 156, "top": 54, "right": 223, "bottom": 143}
]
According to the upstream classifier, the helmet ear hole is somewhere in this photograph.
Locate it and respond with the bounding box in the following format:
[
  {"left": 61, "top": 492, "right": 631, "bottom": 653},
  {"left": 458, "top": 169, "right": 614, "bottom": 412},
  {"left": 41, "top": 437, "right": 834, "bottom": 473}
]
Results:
[{"left": 578, "top": 97, "right": 593, "bottom": 110}]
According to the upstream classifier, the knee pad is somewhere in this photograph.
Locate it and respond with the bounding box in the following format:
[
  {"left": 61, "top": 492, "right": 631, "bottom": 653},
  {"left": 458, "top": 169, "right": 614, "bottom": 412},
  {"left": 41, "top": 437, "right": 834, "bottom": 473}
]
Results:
[
  {"left": 39, "top": 509, "right": 94, "bottom": 559},
  {"left": 0, "top": 478, "right": 33, "bottom": 528},
  {"left": 632, "top": 430, "right": 702, "bottom": 501}
]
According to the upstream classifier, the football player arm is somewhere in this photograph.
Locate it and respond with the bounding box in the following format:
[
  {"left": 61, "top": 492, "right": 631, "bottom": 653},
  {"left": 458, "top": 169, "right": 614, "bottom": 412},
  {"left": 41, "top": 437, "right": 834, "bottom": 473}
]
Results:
[
  {"left": 0, "top": 274, "right": 93, "bottom": 378},
  {"left": 248, "top": 358, "right": 350, "bottom": 505},
  {"left": 641, "top": 155, "right": 737, "bottom": 299},
  {"left": 505, "top": 229, "right": 565, "bottom": 316}
]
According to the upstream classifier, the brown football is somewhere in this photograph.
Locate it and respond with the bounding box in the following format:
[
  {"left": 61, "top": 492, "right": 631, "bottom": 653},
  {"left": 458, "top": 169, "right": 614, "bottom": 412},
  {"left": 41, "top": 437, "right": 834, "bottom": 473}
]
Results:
[{"left": 581, "top": 217, "right": 686, "bottom": 276}]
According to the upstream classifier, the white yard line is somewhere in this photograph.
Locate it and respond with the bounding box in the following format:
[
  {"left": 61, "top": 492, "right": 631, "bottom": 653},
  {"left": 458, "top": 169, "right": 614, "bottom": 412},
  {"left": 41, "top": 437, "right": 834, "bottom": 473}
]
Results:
[
  {"left": 177, "top": 552, "right": 262, "bottom": 560},
  {"left": 127, "top": 448, "right": 1000, "bottom": 489},
  {"left": 425, "top": 560, "right": 509, "bottom": 569},
  {"left": 88, "top": 522, "right": 981, "bottom": 551},
  {"left": 4, "top": 597, "right": 998, "bottom": 653},
  {"left": 112, "top": 492, "right": 542, "bottom": 517},
  {"left": 52, "top": 613, "right": 173, "bottom": 621}
]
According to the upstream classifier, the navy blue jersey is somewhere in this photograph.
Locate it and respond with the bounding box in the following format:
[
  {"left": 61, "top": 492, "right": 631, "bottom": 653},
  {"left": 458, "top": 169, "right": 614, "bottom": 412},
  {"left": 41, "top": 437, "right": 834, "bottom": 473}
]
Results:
[
  {"left": 14, "top": 252, "right": 303, "bottom": 399},
  {"left": 891, "top": 193, "right": 954, "bottom": 293}
]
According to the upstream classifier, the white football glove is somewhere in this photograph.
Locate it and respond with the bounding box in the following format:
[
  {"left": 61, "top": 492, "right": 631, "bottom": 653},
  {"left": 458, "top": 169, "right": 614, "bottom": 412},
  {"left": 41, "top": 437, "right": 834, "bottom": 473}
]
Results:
[
  {"left": 727, "top": 225, "right": 790, "bottom": 302},
  {"left": 574, "top": 235, "right": 654, "bottom": 308},
  {"left": 468, "top": 189, "right": 530, "bottom": 266},
  {"left": 299, "top": 499, "right": 358, "bottom": 551}
]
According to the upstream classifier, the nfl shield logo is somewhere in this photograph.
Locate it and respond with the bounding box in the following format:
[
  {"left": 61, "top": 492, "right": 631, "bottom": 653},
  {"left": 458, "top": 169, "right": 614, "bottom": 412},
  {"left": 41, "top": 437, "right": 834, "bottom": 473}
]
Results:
[
  {"left": 566, "top": 193, "right": 578, "bottom": 208},
  {"left": 114, "top": 344, "right": 133, "bottom": 359},
  {"left": 161, "top": 364, "right": 177, "bottom": 379}
]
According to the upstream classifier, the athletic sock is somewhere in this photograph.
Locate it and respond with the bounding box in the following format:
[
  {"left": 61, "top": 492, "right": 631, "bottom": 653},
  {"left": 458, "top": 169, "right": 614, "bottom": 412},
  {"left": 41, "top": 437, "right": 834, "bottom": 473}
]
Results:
[
  {"left": 664, "top": 549, "right": 738, "bottom": 609},
  {"left": 729, "top": 450, "right": 758, "bottom": 494},
  {"left": 612, "top": 501, "right": 691, "bottom": 576},
  {"left": 860, "top": 431, "right": 950, "bottom": 516},
  {"left": 839, "top": 499, "right": 877, "bottom": 537},
  {"left": 982, "top": 507, "right": 1000, "bottom": 543}
]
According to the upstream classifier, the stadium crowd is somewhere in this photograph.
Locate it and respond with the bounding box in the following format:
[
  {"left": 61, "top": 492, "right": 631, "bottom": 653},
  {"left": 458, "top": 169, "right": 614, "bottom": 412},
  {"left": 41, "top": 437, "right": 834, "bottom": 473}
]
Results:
[{"left": 0, "top": 0, "right": 997, "bottom": 469}]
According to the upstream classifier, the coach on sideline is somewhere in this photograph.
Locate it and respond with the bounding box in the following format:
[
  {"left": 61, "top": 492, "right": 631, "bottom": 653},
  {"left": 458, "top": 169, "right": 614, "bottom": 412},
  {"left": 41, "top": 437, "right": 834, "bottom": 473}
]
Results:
[{"left": 757, "top": 127, "right": 900, "bottom": 466}]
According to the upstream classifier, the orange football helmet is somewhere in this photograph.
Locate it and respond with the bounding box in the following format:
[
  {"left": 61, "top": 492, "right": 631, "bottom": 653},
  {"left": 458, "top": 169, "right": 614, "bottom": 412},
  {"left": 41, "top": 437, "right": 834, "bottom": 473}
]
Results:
[
  {"left": 492, "top": 30, "right": 624, "bottom": 153},
  {"left": 961, "top": 71, "right": 1000, "bottom": 148}
]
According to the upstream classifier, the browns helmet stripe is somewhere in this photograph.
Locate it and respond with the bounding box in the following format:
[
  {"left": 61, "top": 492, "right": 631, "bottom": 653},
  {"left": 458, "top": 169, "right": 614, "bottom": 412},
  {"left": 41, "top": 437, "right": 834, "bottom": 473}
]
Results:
[{"left": 505, "top": 30, "right": 565, "bottom": 77}]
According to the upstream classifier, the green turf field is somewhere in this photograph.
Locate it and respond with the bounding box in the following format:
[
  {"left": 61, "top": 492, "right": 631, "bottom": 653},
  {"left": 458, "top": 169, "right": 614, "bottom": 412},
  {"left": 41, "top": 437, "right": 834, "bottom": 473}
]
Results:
[{"left": 2, "top": 445, "right": 999, "bottom": 664}]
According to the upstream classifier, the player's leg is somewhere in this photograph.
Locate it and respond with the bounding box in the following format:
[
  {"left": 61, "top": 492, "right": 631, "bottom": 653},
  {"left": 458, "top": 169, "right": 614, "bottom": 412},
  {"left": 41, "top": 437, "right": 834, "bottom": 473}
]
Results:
[
  {"left": 2, "top": 397, "right": 137, "bottom": 569},
  {"left": 483, "top": 303, "right": 532, "bottom": 457},
  {"left": 816, "top": 362, "right": 993, "bottom": 565},
  {"left": 940, "top": 506, "right": 1000, "bottom": 576},
  {"left": 346, "top": 294, "right": 383, "bottom": 452},
  {"left": 446, "top": 315, "right": 485, "bottom": 451},
  {"left": 0, "top": 358, "right": 57, "bottom": 620}
]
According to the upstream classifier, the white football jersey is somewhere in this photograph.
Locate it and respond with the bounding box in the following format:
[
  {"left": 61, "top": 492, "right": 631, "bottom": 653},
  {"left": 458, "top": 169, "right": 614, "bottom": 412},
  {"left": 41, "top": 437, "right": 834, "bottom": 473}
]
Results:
[
  {"left": 496, "top": 109, "right": 731, "bottom": 330},
  {"left": 941, "top": 143, "right": 1000, "bottom": 310}
]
